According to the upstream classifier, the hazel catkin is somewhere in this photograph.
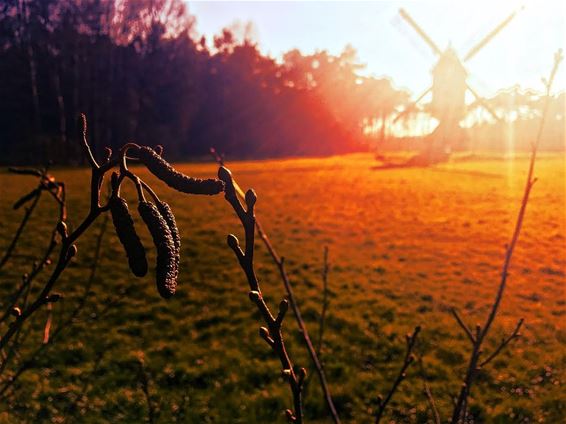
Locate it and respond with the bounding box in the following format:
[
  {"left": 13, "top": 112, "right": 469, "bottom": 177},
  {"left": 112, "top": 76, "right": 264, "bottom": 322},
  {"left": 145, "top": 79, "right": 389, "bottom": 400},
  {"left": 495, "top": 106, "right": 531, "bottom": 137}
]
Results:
[
  {"left": 138, "top": 201, "right": 178, "bottom": 299},
  {"left": 136, "top": 146, "right": 224, "bottom": 195},
  {"left": 109, "top": 196, "right": 147, "bottom": 277},
  {"left": 156, "top": 201, "right": 180, "bottom": 254},
  {"left": 156, "top": 201, "right": 181, "bottom": 278}
]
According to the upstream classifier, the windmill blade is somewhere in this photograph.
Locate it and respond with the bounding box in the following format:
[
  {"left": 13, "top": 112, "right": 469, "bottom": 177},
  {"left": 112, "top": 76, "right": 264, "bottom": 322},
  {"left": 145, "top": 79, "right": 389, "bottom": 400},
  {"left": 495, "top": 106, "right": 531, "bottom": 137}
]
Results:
[
  {"left": 466, "top": 83, "right": 501, "bottom": 122},
  {"left": 393, "top": 86, "right": 432, "bottom": 124},
  {"left": 398, "top": 8, "right": 442, "bottom": 56},
  {"left": 463, "top": 8, "right": 522, "bottom": 62}
]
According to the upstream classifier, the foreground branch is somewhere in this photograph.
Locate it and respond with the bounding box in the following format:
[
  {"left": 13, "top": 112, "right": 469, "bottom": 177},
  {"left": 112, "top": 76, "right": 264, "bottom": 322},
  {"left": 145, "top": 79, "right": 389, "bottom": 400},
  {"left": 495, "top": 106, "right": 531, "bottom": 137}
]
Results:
[
  {"left": 450, "top": 49, "right": 563, "bottom": 423},
  {"left": 316, "top": 247, "right": 330, "bottom": 357},
  {"left": 0, "top": 165, "right": 57, "bottom": 269},
  {"left": 219, "top": 166, "right": 305, "bottom": 423},
  {"left": 211, "top": 148, "right": 341, "bottom": 424},
  {"left": 375, "top": 326, "right": 420, "bottom": 423}
]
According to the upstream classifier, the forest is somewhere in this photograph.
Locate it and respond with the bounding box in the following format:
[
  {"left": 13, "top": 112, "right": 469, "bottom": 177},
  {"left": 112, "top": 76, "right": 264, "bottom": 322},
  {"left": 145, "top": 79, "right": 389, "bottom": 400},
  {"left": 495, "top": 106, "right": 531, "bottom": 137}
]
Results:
[{"left": 0, "top": 0, "right": 408, "bottom": 163}]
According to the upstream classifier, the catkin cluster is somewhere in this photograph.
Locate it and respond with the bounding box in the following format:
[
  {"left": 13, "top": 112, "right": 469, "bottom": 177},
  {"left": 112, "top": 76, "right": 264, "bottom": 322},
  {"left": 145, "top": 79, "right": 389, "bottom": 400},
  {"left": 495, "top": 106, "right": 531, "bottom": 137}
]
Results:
[
  {"left": 109, "top": 196, "right": 148, "bottom": 278},
  {"left": 157, "top": 201, "right": 181, "bottom": 271},
  {"left": 138, "top": 201, "right": 179, "bottom": 299},
  {"left": 136, "top": 146, "right": 224, "bottom": 195},
  {"left": 106, "top": 146, "right": 223, "bottom": 298}
]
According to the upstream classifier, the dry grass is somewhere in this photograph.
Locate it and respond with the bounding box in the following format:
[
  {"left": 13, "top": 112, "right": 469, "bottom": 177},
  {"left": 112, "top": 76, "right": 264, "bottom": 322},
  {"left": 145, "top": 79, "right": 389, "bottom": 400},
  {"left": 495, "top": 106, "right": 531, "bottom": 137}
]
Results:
[{"left": 0, "top": 152, "right": 564, "bottom": 422}]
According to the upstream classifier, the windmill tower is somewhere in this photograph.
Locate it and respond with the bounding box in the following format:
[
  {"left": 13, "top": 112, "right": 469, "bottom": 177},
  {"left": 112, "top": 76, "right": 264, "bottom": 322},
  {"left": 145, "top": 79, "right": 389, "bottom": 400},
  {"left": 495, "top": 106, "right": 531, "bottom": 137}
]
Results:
[
  {"left": 431, "top": 47, "right": 467, "bottom": 122},
  {"left": 392, "top": 7, "right": 521, "bottom": 162}
]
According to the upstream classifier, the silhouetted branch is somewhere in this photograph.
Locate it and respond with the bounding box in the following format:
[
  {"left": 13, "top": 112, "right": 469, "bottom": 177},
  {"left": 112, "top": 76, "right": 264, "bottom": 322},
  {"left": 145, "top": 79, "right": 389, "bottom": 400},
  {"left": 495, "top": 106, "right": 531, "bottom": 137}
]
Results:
[
  {"left": 450, "top": 308, "right": 475, "bottom": 345},
  {"left": 219, "top": 166, "right": 305, "bottom": 423},
  {"left": 0, "top": 215, "right": 108, "bottom": 397},
  {"left": 417, "top": 355, "right": 441, "bottom": 424},
  {"left": 64, "top": 349, "right": 106, "bottom": 415},
  {"left": 0, "top": 114, "right": 121, "bottom": 353},
  {"left": 211, "top": 148, "right": 341, "bottom": 424},
  {"left": 42, "top": 302, "right": 53, "bottom": 344},
  {"left": 0, "top": 172, "right": 67, "bottom": 378},
  {"left": 7, "top": 167, "right": 43, "bottom": 177},
  {"left": 209, "top": 147, "right": 225, "bottom": 167},
  {"left": 0, "top": 180, "right": 65, "bottom": 327},
  {"left": 137, "top": 354, "right": 156, "bottom": 424},
  {"left": 0, "top": 171, "right": 43, "bottom": 269},
  {"left": 375, "top": 326, "right": 420, "bottom": 423},
  {"left": 0, "top": 113, "right": 227, "bottom": 410},
  {"left": 316, "top": 246, "right": 330, "bottom": 357},
  {"left": 450, "top": 49, "right": 563, "bottom": 424},
  {"left": 479, "top": 318, "right": 523, "bottom": 368}
]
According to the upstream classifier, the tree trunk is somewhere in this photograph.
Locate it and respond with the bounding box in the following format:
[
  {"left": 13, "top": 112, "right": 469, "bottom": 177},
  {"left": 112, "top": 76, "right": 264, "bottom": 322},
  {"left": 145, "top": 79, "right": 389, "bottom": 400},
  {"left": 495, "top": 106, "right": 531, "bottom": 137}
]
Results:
[
  {"left": 19, "top": 0, "right": 41, "bottom": 131},
  {"left": 52, "top": 66, "right": 67, "bottom": 144}
]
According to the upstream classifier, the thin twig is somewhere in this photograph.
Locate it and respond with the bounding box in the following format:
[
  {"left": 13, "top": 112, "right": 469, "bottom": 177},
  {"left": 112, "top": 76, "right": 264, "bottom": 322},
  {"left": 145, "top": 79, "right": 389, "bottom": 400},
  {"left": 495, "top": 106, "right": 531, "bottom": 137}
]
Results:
[
  {"left": 137, "top": 356, "right": 156, "bottom": 424},
  {"left": 64, "top": 349, "right": 106, "bottom": 415},
  {"left": 303, "top": 247, "right": 331, "bottom": 392},
  {"left": 375, "top": 326, "right": 420, "bottom": 423},
  {"left": 450, "top": 49, "right": 563, "bottom": 423},
  {"left": 417, "top": 356, "right": 441, "bottom": 424},
  {"left": 316, "top": 246, "right": 330, "bottom": 357},
  {"left": 0, "top": 199, "right": 110, "bottom": 398},
  {"left": 0, "top": 183, "right": 42, "bottom": 269},
  {"left": 211, "top": 148, "right": 341, "bottom": 424},
  {"left": 0, "top": 114, "right": 122, "bottom": 352},
  {"left": 479, "top": 318, "right": 523, "bottom": 368},
  {"left": 0, "top": 238, "right": 56, "bottom": 325},
  {"left": 0, "top": 181, "right": 65, "bottom": 326},
  {"left": 42, "top": 302, "right": 53, "bottom": 344},
  {"left": 450, "top": 308, "right": 475, "bottom": 345},
  {"left": 219, "top": 166, "right": 305, "bottom": 423}
]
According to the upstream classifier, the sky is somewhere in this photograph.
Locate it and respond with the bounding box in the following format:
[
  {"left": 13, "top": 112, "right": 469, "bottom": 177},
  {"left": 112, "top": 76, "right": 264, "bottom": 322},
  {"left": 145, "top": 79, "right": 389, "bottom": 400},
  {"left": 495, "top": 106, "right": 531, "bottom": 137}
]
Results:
[{"left": 189, "top": 0, "right": 565, "bottom": 99}]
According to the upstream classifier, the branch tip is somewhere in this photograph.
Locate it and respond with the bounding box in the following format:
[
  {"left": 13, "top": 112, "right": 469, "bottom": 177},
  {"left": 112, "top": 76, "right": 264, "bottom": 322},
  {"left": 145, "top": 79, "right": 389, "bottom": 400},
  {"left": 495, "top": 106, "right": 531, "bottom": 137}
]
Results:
[
  {"left": 298, "top": 367, "right": 307, "bottom": 386},
  {"left": 66, "top": 245, "right": 78, "bottom": 260},
  {"left": 56, "top": 221, "right": 68, "bottom": 238},
  {"left": 248, "top": 290, "right": 261, "bottom": 303},
  {"left": 245, "top": 189, "right": 257, "bottom": 209},
  {"left": 276, "top": 299, "right": 289, "bottom": 324},
  {"left": 285, "top": 409, "right": 296, "bottom": 423},
  {"left": 218, "top": 166, "right": 232, "bottom": 183}
]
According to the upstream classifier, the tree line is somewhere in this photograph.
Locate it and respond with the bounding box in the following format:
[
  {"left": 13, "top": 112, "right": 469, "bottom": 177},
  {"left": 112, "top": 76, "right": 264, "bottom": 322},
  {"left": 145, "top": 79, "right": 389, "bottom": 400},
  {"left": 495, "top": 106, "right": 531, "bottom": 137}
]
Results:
[
  {"left": 0, "top": 0, "right": 562, "bottom": 165},
  {"left": 0, "top": 0, "right": 410, "bottom": 164}
]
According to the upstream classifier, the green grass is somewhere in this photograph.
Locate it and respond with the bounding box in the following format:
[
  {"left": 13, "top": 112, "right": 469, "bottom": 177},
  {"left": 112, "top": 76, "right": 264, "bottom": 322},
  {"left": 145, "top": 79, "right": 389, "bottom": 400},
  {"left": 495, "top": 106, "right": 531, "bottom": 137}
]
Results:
[{"left": 0, "top": 153, "right": 564, "bottom": 423}]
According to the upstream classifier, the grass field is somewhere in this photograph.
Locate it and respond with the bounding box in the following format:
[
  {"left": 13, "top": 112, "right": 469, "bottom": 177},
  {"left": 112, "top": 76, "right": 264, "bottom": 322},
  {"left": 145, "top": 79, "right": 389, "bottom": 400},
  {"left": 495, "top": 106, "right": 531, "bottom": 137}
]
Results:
[{"left": 0, "top": 153, "right": 564, "bottom": 423}]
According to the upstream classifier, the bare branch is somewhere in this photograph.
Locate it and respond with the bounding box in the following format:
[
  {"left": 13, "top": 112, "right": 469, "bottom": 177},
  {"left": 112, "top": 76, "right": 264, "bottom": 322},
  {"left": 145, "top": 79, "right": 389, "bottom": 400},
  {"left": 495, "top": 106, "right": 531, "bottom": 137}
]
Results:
[
  {"left": 375, "top": 326, "right": 420, "bottom": 423},
  {"left": 0, "top": 183, "right": 42, "bottom": 269},
  {"left": 450, "top": 308, "right": 475, "bottom": 345},
  {"left": 316, "top": 246, "right": 330, "bottom": 357},
  {"left": 450, "top": 50, "right": 562, "bottom": 424},
  {"left": 137, "top": 355, "right": 156, "bottom": 424},
  {"left": 219, "top": 166, "right": 304, "bottom": 423},
  {"left": 417, "top": 355, "right": 441, "bottom": 424},
  {"left": 42, "top": 302, "right": 53, "bottom": 344},
  {"left": 79, "top": 113, "right": 99, "bottom": 169},
  {"left": 479, "top": 318, "right": 523, "bottom": 368},
  {"left": 211, "top": 148, "right": 341, "bottom": 424},
  {"left": 0, "top": 114, "right": 116, "bottom": 352}
]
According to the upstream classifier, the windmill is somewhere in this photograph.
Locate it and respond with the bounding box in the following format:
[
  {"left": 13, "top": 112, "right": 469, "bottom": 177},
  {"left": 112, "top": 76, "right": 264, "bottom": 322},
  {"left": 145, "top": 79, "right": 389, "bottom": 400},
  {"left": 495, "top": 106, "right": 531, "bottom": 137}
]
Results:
[{"left": 391, "top": 7, "right": 522, "bottom": 163}]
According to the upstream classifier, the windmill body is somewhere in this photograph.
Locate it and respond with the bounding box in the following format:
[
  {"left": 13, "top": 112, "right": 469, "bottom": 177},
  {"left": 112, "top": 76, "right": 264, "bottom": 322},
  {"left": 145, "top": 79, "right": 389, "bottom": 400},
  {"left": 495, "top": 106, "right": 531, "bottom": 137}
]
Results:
[
  {"left": 431, "top": 47, "right": 467, "bottom": 123},
  {"left": 390, "top": 8, "right": 519, "bottom": 164}
]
